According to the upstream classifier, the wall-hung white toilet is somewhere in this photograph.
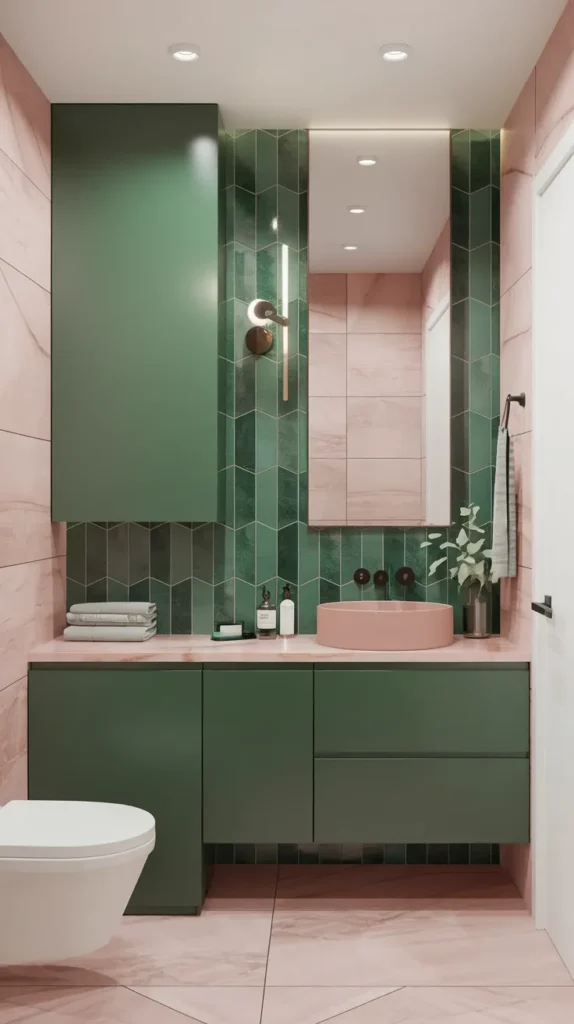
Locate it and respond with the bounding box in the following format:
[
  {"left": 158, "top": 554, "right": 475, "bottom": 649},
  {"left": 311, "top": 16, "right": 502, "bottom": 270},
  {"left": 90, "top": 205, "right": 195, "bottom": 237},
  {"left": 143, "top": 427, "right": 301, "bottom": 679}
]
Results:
[{"left": 0, "top": 800, "right": 155, "bottom": 965}]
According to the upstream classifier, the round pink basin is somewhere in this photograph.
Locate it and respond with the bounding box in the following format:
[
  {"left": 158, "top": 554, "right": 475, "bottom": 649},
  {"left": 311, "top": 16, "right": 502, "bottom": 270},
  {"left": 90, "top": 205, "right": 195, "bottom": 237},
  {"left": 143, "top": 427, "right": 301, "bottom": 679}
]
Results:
[{"left": 316, "top": 601, "right": 454, "bottom": 651}]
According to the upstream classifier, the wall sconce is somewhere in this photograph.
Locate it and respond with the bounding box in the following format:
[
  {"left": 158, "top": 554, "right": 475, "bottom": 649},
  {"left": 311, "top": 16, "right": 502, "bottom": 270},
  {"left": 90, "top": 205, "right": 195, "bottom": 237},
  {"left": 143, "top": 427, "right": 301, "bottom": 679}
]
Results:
[{"left": 245, "top": 244, "right": 290, "bottom": 401}]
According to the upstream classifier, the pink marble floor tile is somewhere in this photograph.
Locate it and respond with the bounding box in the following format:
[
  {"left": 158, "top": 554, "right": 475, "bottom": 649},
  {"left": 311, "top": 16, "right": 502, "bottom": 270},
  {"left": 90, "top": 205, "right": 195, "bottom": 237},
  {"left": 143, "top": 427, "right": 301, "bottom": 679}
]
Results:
[
  {"left": 535, "top": 0, "right": 574, "bottom": 172},
  {"left": 0, "top": 675, "right": 26, "bottom": 805},
  {"left": 308, "top": 459, "right": 346, "bottom": 522},
  {"left": 347, "top": 397, "right": 421, "bottom": 458},
  {"left": 0, "top": 557, "right": 66, "bottom": 693},
  {"left": 261, "top": 987, "right": 397, "bottom": 1024},
  {"left": 309, "top": 398, "right": 346, "bottom": 459},
  {"left": 347, "top": 274, "right": 421, "bottom": 334},
  {"left": 0, "top": 261, "right": 50, "bottom": 440},
  {"left": 0, "top": 431, "right": 55, "bottom": 568},
  {"left": 347, "top": 459, "right": 422, "bottom": 523},
  {"left": 0, "top": 985, "right": 207, "bottom": 1023},
  {"left": 266, "top": 897, "right": 571, "bottom": 986},
  {"left": 308, "top": 334, "right": 346, "bottom": 397},
  {"left": 500, "top": 330, "right": 532, "bottom": 437},
  {"left": 347, "top": 334, "right": 422, "bottom": 397},
  {"left": 0, "top": 37, "right": 50, "bottom": 199},
  {"left": 0, "top": 149, "right": 50, "bottom": 290},
  {"left": 130, "top": 986, "right": 264, "bottom": 1023},
  {"left": 276, "top": 865, "right": 519, "bottom": 900},
  {"left": 308, "top": 274, "right": 346, "bottom": 334}
]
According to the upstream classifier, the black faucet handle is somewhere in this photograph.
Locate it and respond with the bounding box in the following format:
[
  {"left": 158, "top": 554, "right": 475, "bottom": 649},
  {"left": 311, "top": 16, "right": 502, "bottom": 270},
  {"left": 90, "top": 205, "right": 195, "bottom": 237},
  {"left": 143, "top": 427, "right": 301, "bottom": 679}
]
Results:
[
  {"left": 353, "top": 568, "right": 371, "bottom": 585},
  {"left": 373, "top": 569, "right": 389, "bottom": 587},
  {"left": 396, "top": 566, "right": 415, "bottom": 586}
]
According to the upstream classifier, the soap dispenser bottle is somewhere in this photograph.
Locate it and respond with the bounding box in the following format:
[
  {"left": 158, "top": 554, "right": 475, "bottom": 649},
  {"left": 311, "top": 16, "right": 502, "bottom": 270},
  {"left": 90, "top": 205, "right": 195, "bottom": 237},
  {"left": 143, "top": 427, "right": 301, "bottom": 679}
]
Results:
[
  {"left": 279, "top": 585, "right": 295, "bottom": 638},
  {"left": 256, "top": 586, "right": 277, "bottom": 639}
]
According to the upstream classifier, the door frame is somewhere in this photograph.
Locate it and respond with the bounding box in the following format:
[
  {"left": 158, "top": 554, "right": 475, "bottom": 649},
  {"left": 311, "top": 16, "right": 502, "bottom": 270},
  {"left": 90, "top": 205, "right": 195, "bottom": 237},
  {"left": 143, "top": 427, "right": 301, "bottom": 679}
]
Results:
[{"left": 532, "top": 117, "right": 574, "bottom": 929}]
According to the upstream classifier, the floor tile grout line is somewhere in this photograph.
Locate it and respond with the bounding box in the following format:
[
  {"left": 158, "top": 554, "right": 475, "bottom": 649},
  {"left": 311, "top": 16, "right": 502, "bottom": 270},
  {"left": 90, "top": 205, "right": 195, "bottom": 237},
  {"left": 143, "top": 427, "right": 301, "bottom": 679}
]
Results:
[
  {"left": 308, "top": 986, "right": 407, "bottom": 1024},
  {"left": 260, "top": 863, "right": 279, "bottom": 1023},
  {"left": 124, "top": 984, "right": 209, "bottom": 1022}
]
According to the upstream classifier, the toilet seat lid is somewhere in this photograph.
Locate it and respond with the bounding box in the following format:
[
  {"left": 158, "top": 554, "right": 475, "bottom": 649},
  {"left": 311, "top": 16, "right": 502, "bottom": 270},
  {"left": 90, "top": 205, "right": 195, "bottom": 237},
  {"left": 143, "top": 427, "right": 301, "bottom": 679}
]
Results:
[{"left": 0, "top": 801, "right": 155, "bottom": 859}]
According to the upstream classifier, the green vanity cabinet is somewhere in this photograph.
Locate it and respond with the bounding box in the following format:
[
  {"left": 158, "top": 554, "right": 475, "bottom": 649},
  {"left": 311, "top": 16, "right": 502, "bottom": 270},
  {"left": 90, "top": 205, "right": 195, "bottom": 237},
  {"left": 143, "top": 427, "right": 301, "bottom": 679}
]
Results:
[
  {"left": 51, "top": 104, "right": 223, "bottom": 522},
  {"left": 28, "top": 667, "right": 204, "bottom": 913},
  {"left": 203, "top": 665, "right": 313, "bottom": 842}
]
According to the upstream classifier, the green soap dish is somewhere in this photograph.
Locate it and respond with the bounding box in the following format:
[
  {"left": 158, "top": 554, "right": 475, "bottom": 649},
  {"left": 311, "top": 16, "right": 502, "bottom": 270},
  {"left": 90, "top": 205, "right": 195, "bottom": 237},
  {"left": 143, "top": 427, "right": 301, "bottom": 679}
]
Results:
[{"left": 211, "top": 631, "right": 256, "bottom": 642}]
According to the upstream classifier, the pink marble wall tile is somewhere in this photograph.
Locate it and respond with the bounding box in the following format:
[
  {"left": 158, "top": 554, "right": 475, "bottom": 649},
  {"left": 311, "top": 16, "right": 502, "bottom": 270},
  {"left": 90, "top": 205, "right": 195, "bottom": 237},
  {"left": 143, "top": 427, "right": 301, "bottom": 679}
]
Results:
[
  {"left": 347, "top": 397, "right": 421, "bottom": 459},
  {"left": 309, "top": 398, "right": 346, "bottom": 458},
  {"left": 0, "top": 431, "right": 65, "bottom": 568},
  {"left": 308, "top": 334, "right": 346, "bottom": 396},
  {"left": 308, "top": 274, "right": 346, "bottom": 333},
  {"left": 535, "top": 0, "right": 574, "bottom": 171},
  {"left": 308, "top": 460, "right": 346, "bottom": 522},
  {"left": 0, "top": 557, "right": 66, "bottom": 694},
  {"left": 0, "top": 36, "right": 50, "bottom": 198},
  {"left": 500, "top": 73, "right": 535, "bottom": 296},
  {"left": 0, "top": 148, "right": 50, "bottom": 289},
  {"left": 347, "top": 274, "right": 422, "bottom": 334},
  {"left": 0, "top": 260, "right": 50, "bottom": 438},
  {"left": 347, "top": 334, "right": 422, "bottom": 398},
  {"left": 347, "top": 459, "right": 423, "bottom": 522},
  {"left": 514, "top": 431, "right": 532, "bottom": 570},
  {"left": 0, "top": 675, "right": 26, "bottom": 804},
  {"left": 421, "top": 220, "right": 450, "bottom": 318}
]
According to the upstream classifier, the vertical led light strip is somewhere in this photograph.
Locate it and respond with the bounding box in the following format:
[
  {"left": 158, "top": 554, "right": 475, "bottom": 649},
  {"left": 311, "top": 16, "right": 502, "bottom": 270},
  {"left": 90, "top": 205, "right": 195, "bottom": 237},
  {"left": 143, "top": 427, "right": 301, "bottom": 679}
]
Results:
[{"left": 281, "top": 243, "right": 289, "bottom": 401}]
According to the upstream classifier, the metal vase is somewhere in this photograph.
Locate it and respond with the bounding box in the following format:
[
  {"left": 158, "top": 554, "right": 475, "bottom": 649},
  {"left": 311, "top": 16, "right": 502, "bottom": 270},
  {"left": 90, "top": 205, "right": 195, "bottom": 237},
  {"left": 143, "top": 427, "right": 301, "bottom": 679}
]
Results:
[{"left": 463, "top": 584, "right": 492, "bottom": 639}]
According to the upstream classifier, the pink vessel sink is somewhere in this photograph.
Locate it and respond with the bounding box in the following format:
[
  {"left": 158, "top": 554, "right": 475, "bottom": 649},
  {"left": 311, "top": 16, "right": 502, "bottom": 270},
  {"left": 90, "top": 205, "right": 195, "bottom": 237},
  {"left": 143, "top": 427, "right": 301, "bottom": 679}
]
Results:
[{"left": 316, "top": 601, "right": 454, "bottom": 651}]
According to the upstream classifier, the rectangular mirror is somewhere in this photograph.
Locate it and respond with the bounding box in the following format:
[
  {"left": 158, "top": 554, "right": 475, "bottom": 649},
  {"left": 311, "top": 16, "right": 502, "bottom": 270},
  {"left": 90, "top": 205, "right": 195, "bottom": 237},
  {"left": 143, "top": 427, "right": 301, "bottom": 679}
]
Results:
[{"left": 308, "top": 130, "right": 451, "bottom": 527}]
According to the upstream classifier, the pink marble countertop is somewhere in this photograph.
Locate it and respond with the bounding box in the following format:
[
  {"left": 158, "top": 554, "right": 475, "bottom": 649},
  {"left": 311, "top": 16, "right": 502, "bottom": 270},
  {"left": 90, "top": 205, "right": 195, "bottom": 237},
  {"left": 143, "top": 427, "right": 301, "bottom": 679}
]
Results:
[{"left": 30, "top": 634, "right": 529, "bottom": 663}]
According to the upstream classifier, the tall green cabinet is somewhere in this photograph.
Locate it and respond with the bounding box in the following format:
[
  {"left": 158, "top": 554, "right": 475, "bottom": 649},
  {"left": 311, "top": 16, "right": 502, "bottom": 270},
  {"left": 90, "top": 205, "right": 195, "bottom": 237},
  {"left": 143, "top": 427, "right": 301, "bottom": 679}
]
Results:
[{"left": 51, "top": 104, "right": 224, "bottom": 522}]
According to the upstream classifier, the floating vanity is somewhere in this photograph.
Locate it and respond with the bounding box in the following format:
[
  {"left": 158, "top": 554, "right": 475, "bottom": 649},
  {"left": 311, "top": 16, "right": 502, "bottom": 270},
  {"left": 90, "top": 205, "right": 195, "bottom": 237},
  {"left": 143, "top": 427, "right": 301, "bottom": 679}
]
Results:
[{"left": 28, "top": 636, "right": 530, "bottom": 915}]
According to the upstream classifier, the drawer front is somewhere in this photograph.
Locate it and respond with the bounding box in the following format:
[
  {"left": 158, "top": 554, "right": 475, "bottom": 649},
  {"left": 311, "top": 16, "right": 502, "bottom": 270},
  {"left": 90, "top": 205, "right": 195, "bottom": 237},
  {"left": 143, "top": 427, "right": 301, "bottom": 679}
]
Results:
[
  {"left": 314, "top": 757, "right": 530, "bottom": 843},
  {"left": 315, "top": 667, "right": 529, "bottom": 755}
]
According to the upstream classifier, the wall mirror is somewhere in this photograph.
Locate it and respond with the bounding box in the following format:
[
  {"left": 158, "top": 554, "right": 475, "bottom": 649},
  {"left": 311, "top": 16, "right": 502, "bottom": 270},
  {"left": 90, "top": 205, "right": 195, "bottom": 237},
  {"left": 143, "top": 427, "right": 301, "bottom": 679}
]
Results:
[{"left": 308, "top": 130, "right": 451, "bottom": 527}]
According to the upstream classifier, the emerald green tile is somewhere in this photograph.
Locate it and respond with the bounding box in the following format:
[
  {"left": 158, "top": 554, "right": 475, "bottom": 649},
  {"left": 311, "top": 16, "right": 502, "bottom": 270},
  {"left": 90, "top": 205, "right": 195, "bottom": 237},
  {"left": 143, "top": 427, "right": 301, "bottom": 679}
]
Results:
[
  {"left": 235, "top": 468, "right": 256, "bottom": 528},
  {"left": 491, "top": 415, "right": 500, "bottom": 467},
  {"left": 257, "top": 524, "right": 277, "bottom": 585},
  {"left": 469, "top": 466, "right": 492, "bottom": 522},
  {"left": 427, "top": 577, "right": 449, "bottom": 604},
  {"left": 278, "top": 523, "right": 298, "bottom": 584},
  {"left": 219, "top": 357, "right": 234, "bottom": 415},
  {"left": 406, "top": 844, "right": 427, "bottom": 865},
  {"left": 340, "top": 581, "right": 362, "bottom": 601},
  {"left": 214, "top": 524, "right": 235, "bottom": 585},
  {"left": 168, "top": 523, "right": 191, "bottom": 585},
  {"left": 362, "top": 528, "right": 383, "bottom": 573},
  {"left": 405, "top": 528, "right": 430, "bottom": 583},
  {"left": 383, "top": 527, "right": 406, "bottom": 600},
  {"left": 224, "top": 133, "right": 234, "bottom": 189},
  {"left": 451, "top": 468, "right": 469, "bottom": 521},
  {"left": 490, "top": 132, "right": 501, "bottom": 183},
  {"left": 278, "top": 186, "right": 299, "bottom": 250},
  {"left": 257, "top": 188, "right": 278, "bottom": 250},
  {"left": 278, "top": 411, "right": 299, "bottom": 473},
  {"left": 298, "top": 413, "right": 308, "bottom": 474},
  {"left": 150, "top": 523, "right": 171, "bottom": 584},
  {"left": 470, "top": 130, "right": 491, "bottom": 192},
  {"left": 256, "top": 130, "right": 277, "bottom": 193},
  {"left": 470, "top": 243, "right": 492, "bottom": 304},
  {"left": 218, "top": 413, "right": 234, "bottom": 470},
  {"left": 451, "top": 188, "right": 469, "bottom": 249},
  {"left": 193, "top": 523, "right": 214, "bottom": 584},
  {"left": 235, "top": 523, "right": 256, "bottom": 584},
  {"left": 67, "top": 523, "right": 86, "bottom": 584},
  {"left": 218, "top": 467, "right": 235, "bottom": 528},
  {"left": 469, "top": 298, "right": 491, "bottom": 360},
  {"left": 256, "top": 411, "right": 277, "bottom": 472},
  {"left": 214, "top": 580, "right": 235, "bottom": 625},
  {"left": 298, "top": 471, "right": 308, "bottom": 522},
  {"left": 451, "top": 411, "right": 469, "bottom": 473},
  {"left": 234, "top": 244, "right": 256, "bottom": 303},
  {"left": 299, "top": 249, "right": 308, "bottom": 302},
  {"left": 235, "top": 130, "right": 256, "bottom": 192},
  {"left": 67, "top": 577, "right": 85, "bottom": 610},
  {"left": 451, "top": 299, "right": 470, "bottom": 361},
  {"left": 235, "top": 357, "right": 255, "bottom": 418},
  {"left": 341, "top": 529, "right": 362, "bottom": 582},
  {"left": 319, "top": 844, "right": 341, "bottom": 864},
  {"left": 256, "top": 353, "right": 278, "bottom": 417},
  {"left": 320, "top": 529, "right": 341, "bottom": 585},
  {"left": 262, "top": 577, "right": 279, "bottom": 609},
  {"left": 427, "top": 843, "right": 449, "bottom": 864},
  {"left": 234, "top": 187, "right": 256, "bottom": 249},
  {"left": 192, "top": 579, "right": 213, "bottom": 634},
  {"left": 452, "top": 244, "right": 469, "bottom": 304},
  {"left": 279, "top": 354, "right": 299, "bottom": 415},
  {"left": 235, "top": 579, "right": 256, "bottom": 632},
  {"left": 225, "top": 186, "right": 235, "bottom": 246},
  {"left": 225, "top": 241, "right": 234, "bottom": 300},
  {"left": 492, "top": 242, "right": 500, "bottom": 300},
  {"left": 256, "top": 245, "right": 278, "bottom": 307},
  {"left": 469, "top": 412, "right": 491, "bottom": 473},
  {"left": 299, "top": 191, "right": 308, "bottom": 250},
  {"left": 491, "top": 302, "right": 500, "bottom": 356},
  {"left": 129, "top": 579, "right": 150, "bottom": 603},
  {"left": 449, "top": 843, "right": 470, "bottom": 864},
  {"left": 298, "top": 355, "right": 307, "bottom": 411},
  {"left": 235, "top": 412, "right": 256, "bottom": 472},
  {"left": 298, "top": 524, "right": 319, "bottom": 585},
  {"left": 320, "top": 579, "right": 340, "bottom": 605},
  {"left": 257, "top": 467, "right": 278, "bottom": 528},
  {"left": 451, "top": 130, "right": 470, "bottom": 192},
  {"left": 298, "top": 578, "right": 319, "bottom": 633},
  {"left": 491, "top": 185, "right": 500, "bottom": 242},
  {"left": 150, "top": 579, "right": 171, "bottom": 634},
  {"left": 298, "top": 130, "right": 309, "bottom": 192},
  {"left": 86, "top": 523, "right": 107, "bottom": 585},
  {"left": 87, "top": 578, "right": 107, "bottom": 602},
  {"left": 278, "top": 131, "right": 299, "bottom": 192},
  {"left": 362, "top": 844, "right": 386, "bottom": 864},
  {"left": 470, "top": 187, "right": 492, "bottom": 249},
  {"left": 106, "top": 579, "right": 128, "bottom": 602},
  {"left": 384, "top": 844, "right": 406, "bottom": 865},
  {"left": 451, "top": 356, "right": 468, "bottom": 418},
  {"left": 289, "top": 299, "right": 300, "bottom": 355},
  {"left": 299, "top": 300, "right": 308, "bottom": 357},
  {"left": 220, "top": 300, "right": 233, "bottom": 361},
  {"left": 470, "top": 356, "right": 491, "bottom": 418},
  {"left": 288, "top": 245, "right": 300, "bottom": 302},
  {"left": 233, "top": 300, "right": 251, "bottom": 362},
  {"left": 470, "top": 843, "right": 492, "bottom": 865}
]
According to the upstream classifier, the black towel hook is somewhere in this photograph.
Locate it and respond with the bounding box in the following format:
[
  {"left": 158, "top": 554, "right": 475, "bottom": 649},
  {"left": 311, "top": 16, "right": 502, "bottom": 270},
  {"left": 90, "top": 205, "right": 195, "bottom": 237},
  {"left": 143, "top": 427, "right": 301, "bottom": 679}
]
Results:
[{"left": 502, "top": 392, "right": 526, "bottom": 430}]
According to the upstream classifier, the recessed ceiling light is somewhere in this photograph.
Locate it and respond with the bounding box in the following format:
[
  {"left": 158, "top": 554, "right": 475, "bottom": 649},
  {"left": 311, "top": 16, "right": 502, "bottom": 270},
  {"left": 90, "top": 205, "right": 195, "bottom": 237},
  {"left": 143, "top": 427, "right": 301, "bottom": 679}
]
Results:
[
  {"left": 358, "top": 157, "right": 376, "bottom": 166},
  {"left": 348, "top": 206, "right": 365, "bottom": 214},
  {"left": 343, "top": 245, "right": 358, "bottom": 251},
  {"left": 381, "top": 44, "right": 411, "bottom": 62},
  {"left": 168, "top": 43, "right": 200, "bottom": 62}
]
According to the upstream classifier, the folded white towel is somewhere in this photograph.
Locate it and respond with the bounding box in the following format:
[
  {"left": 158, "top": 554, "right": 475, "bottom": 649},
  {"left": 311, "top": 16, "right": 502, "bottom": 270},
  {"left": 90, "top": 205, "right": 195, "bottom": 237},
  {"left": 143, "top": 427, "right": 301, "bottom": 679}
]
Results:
[
  {"left": 70, "top": 602, "right": 156, "bottom": 616},
  {"left": 64, "top": 625, "right": 157, "bottom": 642},
  {"left": 491, "top": 427, "right": 517, "bottom": 583},
  {"left": 67, "top": 612, "right": 157, "bottom": 626}
]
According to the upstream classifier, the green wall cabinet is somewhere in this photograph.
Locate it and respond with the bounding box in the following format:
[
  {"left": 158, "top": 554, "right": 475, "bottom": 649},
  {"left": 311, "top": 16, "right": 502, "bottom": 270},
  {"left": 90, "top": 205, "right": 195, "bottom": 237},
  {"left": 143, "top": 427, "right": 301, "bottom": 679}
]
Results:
[
  {"left": 51, "top": 104, "right": 223, "bottom": 522},
  {"left": 203, "top": 665, "right": 313, "bottom": 842},
  {"left": 28, "top": 667, "right": 204, "bottom": 913}
]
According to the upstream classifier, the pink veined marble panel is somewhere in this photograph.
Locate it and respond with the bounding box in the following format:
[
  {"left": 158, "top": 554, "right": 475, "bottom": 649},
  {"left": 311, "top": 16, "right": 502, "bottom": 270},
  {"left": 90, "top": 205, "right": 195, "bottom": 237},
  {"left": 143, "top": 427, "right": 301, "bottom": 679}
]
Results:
[
  {"left": 0, "top": 675, "right": 26, "bottom": 805},
  {"left": 308, "top": 398, "right": 346, "bottom": 458},
  {"left": 0, "top": 431, "right": 65, "bottom": 568},
  {"left": 0, "top": 35, "right": 50, "bottom": 198},
  {"left": 0, "top": 260, "right": 50, "bottom": 438},
  {"left": 347, "top": 397, "right": 421, "bottom": 459},
  {"left": 0, "top": 147, "right": 50, "bottom": 289},
  {"left": 308, "top": 459, "right": 346, "bottom": 522},
  {"left": 308, "top": 333, "right": 347, "bottom": 396},
  {"left": 0, "top": 557, "right": 66, "bottom": 693},
  {"left": 347, "top": 334, "right": 422, "bottom": 397},
  {"left": 347, "top": 459, "right": 422, "bottom": 522},
  {"left": 500, "top": 330, "right": 532, "bottom": 436},
  {"left": 514, "top": 431, "right": 532, "bottom": 570},
  {"left": 347, "top": 274, "right": 422, "bottom": 334},
  {"left": 308, "top": 274, "right": 346, "bottom": 333},
  {"left": 500, "top": 72, "right": 535, "bottom": 296},
  {"left": 535, "top": 0, "right": 574, "bottom": 171},
  {"left": 421, "top": 220, "right": 450, "bottom": 317}
]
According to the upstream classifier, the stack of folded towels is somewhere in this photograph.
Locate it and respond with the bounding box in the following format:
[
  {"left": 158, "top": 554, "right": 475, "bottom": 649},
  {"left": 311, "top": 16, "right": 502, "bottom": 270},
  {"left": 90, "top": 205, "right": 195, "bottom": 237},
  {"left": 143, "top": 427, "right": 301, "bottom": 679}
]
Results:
[{"left": 64, "top": 602, "right": 157, "bottom": 642}]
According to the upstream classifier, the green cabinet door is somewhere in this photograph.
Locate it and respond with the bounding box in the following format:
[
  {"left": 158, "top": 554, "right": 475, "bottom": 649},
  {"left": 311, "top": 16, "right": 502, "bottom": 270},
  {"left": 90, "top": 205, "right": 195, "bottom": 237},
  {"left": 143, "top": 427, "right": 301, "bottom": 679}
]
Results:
[
  {"left": 315, "top": 757, "right": 530, "bottom": 843},
  {"left": 51, "top": 104, "right": 223, "bottom": 522},
  {"left": 28, "top": 667, "right": 203, "bottom": 913},
  {"left": 203, "top": 665, "right": 313, "bottom": 842}
]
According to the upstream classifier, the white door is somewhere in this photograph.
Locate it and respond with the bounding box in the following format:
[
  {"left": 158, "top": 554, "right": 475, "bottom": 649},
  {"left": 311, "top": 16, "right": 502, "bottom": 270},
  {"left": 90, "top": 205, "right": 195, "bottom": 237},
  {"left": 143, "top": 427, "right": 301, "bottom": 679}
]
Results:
[{"left": 533, "top": 123, "right": 574, "bottom": 972}]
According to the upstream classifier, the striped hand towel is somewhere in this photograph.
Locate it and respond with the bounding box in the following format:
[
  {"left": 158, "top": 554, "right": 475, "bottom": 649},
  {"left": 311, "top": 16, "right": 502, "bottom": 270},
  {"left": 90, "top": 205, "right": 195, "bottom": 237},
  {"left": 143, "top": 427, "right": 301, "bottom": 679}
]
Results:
[{"left": 490, "top": 426, "right": 517, "bottom": 583}]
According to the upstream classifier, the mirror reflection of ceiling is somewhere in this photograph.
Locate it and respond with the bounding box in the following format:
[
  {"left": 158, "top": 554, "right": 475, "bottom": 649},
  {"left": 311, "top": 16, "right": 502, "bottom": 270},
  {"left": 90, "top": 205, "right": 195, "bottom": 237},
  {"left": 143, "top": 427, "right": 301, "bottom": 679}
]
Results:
[{"left": 309, "top": 130, "right": 450, "bottom": 274}]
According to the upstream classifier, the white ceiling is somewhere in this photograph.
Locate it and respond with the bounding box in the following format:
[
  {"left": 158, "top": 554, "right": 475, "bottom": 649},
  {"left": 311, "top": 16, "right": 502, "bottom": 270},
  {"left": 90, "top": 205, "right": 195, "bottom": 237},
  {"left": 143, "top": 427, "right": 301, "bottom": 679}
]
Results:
[
  {"left": 0, "top": 0, "right": 567, "bottom": 128},
  {"left": 309, "top": 130, "right": 450, "bottom": 273}
]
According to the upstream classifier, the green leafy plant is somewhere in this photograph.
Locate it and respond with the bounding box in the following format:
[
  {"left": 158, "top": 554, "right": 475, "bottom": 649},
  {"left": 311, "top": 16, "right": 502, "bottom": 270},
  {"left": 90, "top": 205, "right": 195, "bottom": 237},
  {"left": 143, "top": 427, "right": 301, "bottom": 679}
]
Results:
[{"left": 420, "top": 506, "right": 492, "bottom": 589}]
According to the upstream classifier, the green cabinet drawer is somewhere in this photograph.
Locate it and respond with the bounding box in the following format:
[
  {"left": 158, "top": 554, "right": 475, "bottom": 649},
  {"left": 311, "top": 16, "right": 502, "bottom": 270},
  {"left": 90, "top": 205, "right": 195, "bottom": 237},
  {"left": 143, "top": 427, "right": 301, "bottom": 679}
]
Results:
[
  {"left": 314, "top": 757, "right": 530, "bottom": 843},
  {"left": 315, "top": 666, "right": 529, "bottom": 755},
  {"left": 203, "top": 665, "right": 313, "bottom": 843},
  {"left": 28, "top": 667, "right": 204, "bottom": 913}
]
